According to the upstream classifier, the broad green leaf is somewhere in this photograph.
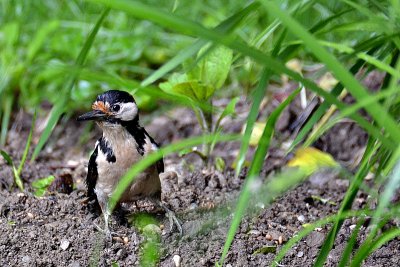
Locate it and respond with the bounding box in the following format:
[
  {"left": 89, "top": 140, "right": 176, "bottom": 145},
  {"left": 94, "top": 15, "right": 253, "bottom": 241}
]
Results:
[
  {"left": 32, "top": 175, "right": 55, "bottom": 197},
  {"left": 159, "top": 73, "right": 213, "bottom": 101},
  {"left": 188, "top": 45, "right": 233, "bottom": 91}
]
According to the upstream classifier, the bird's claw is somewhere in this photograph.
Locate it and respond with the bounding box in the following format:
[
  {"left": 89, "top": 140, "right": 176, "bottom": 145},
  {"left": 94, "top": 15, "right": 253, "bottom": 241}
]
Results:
[
  {"left": 165, "top": 209, "right": 183, "bottom": 236},
  {"left": 155, "top": 200, "right": 183, "bottom": 236}
]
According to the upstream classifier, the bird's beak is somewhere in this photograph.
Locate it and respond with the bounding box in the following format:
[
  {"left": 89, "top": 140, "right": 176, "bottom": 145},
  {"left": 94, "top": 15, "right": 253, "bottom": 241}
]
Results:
[{"left": 77, "top": 110, "right": 107, "bottom": 121}]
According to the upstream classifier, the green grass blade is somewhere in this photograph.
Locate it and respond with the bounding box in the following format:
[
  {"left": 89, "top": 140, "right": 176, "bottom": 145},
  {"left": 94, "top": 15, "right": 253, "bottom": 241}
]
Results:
[
  {"left": 0, "top": 94, "right": 13, "bottom": 146},
  {"left": 87, "top": 1, "right": 393, "bottom": 150},
  {"left": 219, "top": 88, "right": 300, "bottom": 265},
  {"left": 350, "top": 160, "right": 400, "bottom": 266},
  {"left": 288, "top": 44, "right": 381, "bottom": 151},
  {"left": 108, "top": 133, "right": 239, "bottom": 211},
  {"left": 0, "top": 150, "right": 14, "bottom": 166},
  {"left": 303, "top": 86, "right": 399, "bottom": 148},
  {"left": 261, "top": 0, "right": 400, "bottom": 143},
  {"left": 338, "top": 218, "right": 365, "bottom": 267},
  {"left": 272, "top": 209, "right": 379, "bottom": 267},
  {"left": 235, "top": 68, "right": 271, "bottom": 176},
  {"left": 26, "top": 20, "right": 59, "bottom": 63},
  {"left": 17, "top": 110, "right": 36, "bottom": 176},
  {"left": 31, "top": 8, "right": 110, "bottom": 161},
  {"left": 313, "top": 136, "right": 378, "bottom": 266},
  {"left": 350, "top": 227, "right": 400, "bottom": 267},
  {"left": 141, "top": 2, "right": 260, "bottom": 87}
]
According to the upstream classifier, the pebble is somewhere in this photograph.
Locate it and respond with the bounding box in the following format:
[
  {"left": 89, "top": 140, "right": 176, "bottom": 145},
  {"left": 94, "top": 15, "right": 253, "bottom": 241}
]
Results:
[
  {"left": 123, "top": 237, "right": 129, "bottom": 245},
  {"left": 173, "top": 255, "right": 181, "bottom": 267},
  {"left": 68, "top": 262, "right": 80, "bottom": 267},
  {"left": 297, "top": 215, "right": 305, "bottom": 223},
  {"left": 297, "top": 251, "right": 304, "bottom": 257},
  {"left": 248, "top": 230, "right": 261, "bottom": 236},
  {"left": 60, "top": 239, "right": 70, "bottom": 250},
  {"left": 27, "top": 213, "right": 34, "bottom": 219},
  {"left": 349, "top": 224, "right": 356, "bottom": 230},
  {"left": 306, "top": 232, "right": 325, "bottom": 248},
  {"left": 266, "top": 234, "right": 273, "bottom": 241},
  {"left": 21, "top": 255, "right": 31, "bottom": 263}
]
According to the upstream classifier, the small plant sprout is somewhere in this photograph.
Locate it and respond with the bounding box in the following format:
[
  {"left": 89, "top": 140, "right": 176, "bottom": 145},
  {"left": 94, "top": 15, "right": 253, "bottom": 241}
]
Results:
[
  {"left": 160, "top": 44, "right": 235, "bottom": 166},
  {"left": 0, "top": 111, "right": 36, "bottom": 191}
]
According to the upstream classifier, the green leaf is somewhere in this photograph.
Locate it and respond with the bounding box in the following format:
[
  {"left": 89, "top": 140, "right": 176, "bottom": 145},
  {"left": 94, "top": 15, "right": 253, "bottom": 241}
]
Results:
[
  {"left": 0, "top": 150, "right": 14, "bottom": 166},
  {"left": 141, "top": 2, "right": 259, "bottom": 87},
  {"left": 215, "top": 96, "right": 239, "bottom": 130},
  {"left": 188, "top": 45, "right": 233, "bottom": 91},
  {"left": 215, "top": 157, "right": 226, "bottom": 172},
  {"left": 32, "top": 175, "right": 55, "bottom": 197},
  {"left": 17, "top": 110, "right": 36, "bottom": 176},
  {"left": 159, "top": 73, "right": 213, "bottom": 101}
]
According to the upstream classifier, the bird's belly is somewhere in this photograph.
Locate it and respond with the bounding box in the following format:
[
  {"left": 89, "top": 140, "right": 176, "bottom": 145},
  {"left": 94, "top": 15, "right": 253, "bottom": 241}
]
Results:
[{"left": 95, "top": 152, "right": 160, "bottom": 203}]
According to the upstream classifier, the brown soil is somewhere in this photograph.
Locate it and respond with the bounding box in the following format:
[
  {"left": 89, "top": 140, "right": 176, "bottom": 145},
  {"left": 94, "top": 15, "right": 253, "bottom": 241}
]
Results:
[{"left": 1, "top": 74, "right": 398, "bottom": 267}]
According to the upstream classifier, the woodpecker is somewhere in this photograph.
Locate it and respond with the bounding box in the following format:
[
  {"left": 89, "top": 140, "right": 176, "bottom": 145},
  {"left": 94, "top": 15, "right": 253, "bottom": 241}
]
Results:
[{"left": 77, "top": 90, "right": 182, "bottom": 237}]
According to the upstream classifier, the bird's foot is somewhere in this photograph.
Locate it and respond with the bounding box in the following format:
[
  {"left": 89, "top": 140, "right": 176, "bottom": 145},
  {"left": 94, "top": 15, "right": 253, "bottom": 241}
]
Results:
[
  {"left": 93, "top": 221, "right": 113, "bottom": 240},
  {"left": 156, "top": 200, "right": 183, "bottom": 236}
]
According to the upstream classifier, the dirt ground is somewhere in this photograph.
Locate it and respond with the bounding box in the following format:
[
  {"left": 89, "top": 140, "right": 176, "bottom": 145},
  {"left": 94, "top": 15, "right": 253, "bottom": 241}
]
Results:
[{"left": 1, "top": 73, "right": 399, "bottom": 267}]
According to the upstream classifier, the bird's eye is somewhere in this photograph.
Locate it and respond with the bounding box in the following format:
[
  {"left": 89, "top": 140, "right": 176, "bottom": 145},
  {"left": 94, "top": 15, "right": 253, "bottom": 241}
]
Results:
[{"left": 111, "top": 104, "right": 120, "bottom": 112}]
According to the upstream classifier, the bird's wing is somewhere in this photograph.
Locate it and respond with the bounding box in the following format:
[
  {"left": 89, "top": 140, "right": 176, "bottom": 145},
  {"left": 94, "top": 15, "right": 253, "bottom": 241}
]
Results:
[
  {"left": 144, "top": 130, "right": 164, "bottom": 174},
  {"left": 86, "top": 143, "right": 99, "bottom": 200}
]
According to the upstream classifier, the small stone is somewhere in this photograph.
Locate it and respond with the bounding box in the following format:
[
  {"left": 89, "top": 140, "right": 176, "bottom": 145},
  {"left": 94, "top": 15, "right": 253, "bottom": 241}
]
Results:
[
  {"left": 297, "top": 251, "right": 304, "bottom": 257},
  {"left": 265, "top": 234, "right": 273, "bottom": 241},
  {"left": 21, "top": 255, "right": 31, "bottom": 263},
  {"left": 68, "top": 261, "right": 80, "bottom": 267},
  {"left": 60, "top": 239, "right": 70, "bottom": 250},
  {"left": 17, "top": 193, "right": 25, "bottom": 197},
  {"left": 226, "top": 264, "right": 233, "bottom": 267},
  {"left": 173, "top": 255, "right": 181, "bottom": 267},
  {"left": 248, "top": 230, "right": 261, "bottom": 236},
  {"left": 27, "top": 213, "right": 34, "bottom": 219},
  {"left": 278, "top": 235, "right": 284, "bottom": 245},
  {"left": 123, "top": 237, "right": 129, "bottom": 245},
  {"left": 67, "top": 160, "right": 79, "bottom": 167},
  {"left": 160, "top": 224, "right": 164, "bottom": 230},
  {"left": 306, "top": 231, "right": 325, "bottom": 248},
  {"left": 297, "top": 215, "right": 305, "bottom": 223},
  {"left": 349, "top": 224, "right": 356, "bottom": 230}
]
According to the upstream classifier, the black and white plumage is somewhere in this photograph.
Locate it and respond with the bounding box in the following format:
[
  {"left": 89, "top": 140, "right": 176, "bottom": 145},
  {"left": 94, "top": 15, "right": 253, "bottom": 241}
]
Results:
[{"left": 78, "top": 90, "right": 181, "bottom": 237}]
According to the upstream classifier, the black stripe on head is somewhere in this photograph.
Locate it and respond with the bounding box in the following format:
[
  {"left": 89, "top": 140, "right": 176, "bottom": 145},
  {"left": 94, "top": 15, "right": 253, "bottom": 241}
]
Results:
[{"left": 96, "top": 90, "right": 136, "bottom": 105}]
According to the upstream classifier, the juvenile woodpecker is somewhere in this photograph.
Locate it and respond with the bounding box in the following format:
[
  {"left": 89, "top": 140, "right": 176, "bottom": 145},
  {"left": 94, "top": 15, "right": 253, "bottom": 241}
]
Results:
[{"left": 77, "top": 90, "right": 182, "bottom": 236}]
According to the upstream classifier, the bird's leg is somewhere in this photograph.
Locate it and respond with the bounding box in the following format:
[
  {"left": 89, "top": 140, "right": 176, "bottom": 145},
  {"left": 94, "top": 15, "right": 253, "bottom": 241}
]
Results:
[
  {"left": 153, "top": 199, "right": 183, "bottom": 236},
  {"left": 94, "top": 194, "right": 113, "bottom": 240}
]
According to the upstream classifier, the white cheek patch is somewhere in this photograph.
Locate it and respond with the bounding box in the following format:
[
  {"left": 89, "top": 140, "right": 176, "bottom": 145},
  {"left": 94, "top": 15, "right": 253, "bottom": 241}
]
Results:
[{"left": 116, "top": 102, "right": 138, "bottom": 121}]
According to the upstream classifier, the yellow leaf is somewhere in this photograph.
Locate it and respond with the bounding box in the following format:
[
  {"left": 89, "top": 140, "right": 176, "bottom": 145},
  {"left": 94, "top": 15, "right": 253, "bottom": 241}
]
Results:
[
  {"left": 286, "top": 58, "right": 303, "bottom": 73},
  {"left": 318, "top": 72, "right": 338, "bottom": 91},
  {"left": 287, "top": 147, "right": 338, "bottom": 175},
  {"left": 242, "top": 122, "right": 266, "bottom": 146}
]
